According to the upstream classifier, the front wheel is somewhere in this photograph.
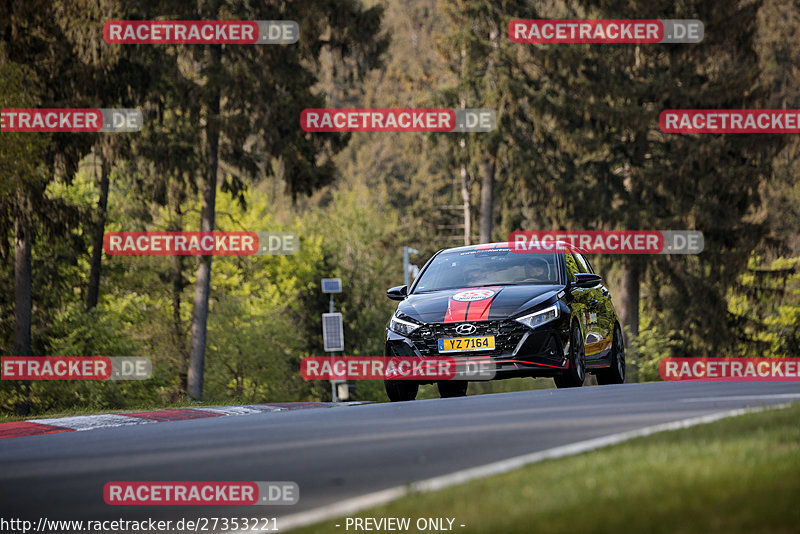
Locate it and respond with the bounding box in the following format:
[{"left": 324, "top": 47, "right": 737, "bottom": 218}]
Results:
[
  {"left": 437, "top": 380, "right": 468, "bottom": 398},
  {"left": 596, "top": 324, "right": 625, "bottom": 385},
  {"left": 554, "top": 322, "right": 586, "bottom": 388},
  {"left": 384, "top": 380, "right": 419, "bottom": 402}
]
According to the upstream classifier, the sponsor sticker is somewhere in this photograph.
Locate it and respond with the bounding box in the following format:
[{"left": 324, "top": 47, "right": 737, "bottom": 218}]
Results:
[
  {"left": 509, "top": 19, "right": 703, "bottom": 44},
  {"left": 451, "top": 289, "right": 496, "bottom": 302}
]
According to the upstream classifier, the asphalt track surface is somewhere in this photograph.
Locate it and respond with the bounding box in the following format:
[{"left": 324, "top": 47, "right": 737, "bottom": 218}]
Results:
[{"left": 2, "top": 381, "right": 799, "bottom": 531}]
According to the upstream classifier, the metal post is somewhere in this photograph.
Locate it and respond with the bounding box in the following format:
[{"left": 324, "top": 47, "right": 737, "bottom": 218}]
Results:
[
  {"left": 403, "top": 247, "right": 419, "bottom": 288},
  {"left": 330, "top": 293, "right": 337, "bottom": 402},
  {"left": 403, "top": 246, "right": 410, "bottom": 288},
  {"left": 321, "top": 278, "right": 342, "bottom": 403}
]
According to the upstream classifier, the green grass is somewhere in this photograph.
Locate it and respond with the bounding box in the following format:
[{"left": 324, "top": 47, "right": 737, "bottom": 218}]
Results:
[{"left": 293, "top": 403, "right": 800, "bottom": 534}]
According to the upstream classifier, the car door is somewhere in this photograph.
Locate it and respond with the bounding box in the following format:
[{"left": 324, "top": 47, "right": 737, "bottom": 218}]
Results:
[
  {"left": 564, "top": 252, "right": 592, "bottom": 349},
  {"left": 573, "top": 253, "right": 614, "bottom": 362}
]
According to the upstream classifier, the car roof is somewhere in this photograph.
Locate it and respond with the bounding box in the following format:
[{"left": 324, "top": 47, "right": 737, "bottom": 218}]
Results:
[{"left": 437, "top": 241, "right": 588, "bottom": 255}]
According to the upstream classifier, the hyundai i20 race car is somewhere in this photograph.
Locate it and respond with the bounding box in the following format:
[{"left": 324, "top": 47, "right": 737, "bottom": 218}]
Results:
[{"left": 384, "top": 242, "right": 625, "bottom": 401}]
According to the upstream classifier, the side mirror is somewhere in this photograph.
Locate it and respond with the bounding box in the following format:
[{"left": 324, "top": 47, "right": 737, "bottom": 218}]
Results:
[
  {"left": 386, "top": 285, "right": 408, "bottom": 301},
  {"left": 571, "top": 273, "right": 602, "bottom": 288}
]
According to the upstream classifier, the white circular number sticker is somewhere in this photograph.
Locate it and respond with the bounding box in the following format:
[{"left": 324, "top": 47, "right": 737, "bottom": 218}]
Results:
[{"left": 452, "top": 289, "right": 495, "bottom": 302}]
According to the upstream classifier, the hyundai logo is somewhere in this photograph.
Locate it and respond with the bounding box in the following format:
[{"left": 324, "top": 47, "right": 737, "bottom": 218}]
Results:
[{"left": 455, "top": 324, "right": 477, "bottom": 335}]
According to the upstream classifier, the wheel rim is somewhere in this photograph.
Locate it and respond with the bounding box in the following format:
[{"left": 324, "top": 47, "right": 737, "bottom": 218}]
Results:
[
  {"left": 573, "top": 328, "right": 585, "bottom": 382},
  {"left": 615, "top": 328, "right": 625, "bottom": 379}
]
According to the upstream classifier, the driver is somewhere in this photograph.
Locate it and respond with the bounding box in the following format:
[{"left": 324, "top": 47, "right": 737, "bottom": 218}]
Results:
[
  {"left": 464, "top": 268, "right": 484, "bottom": 286},
  {"left": 523, "top": 258, "right": 549, "bottom": 281}
]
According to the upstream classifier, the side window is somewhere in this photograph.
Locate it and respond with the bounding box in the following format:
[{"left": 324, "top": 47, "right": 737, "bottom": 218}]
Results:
[
  {"left": 581, "top": 254, "right": 596, "bottom": 274},
  {"left": 564, "top": 254, "right": 579, "bottom": 282},
  {"left": 574, "top": 253, "right": 592, "bottom": 274}
]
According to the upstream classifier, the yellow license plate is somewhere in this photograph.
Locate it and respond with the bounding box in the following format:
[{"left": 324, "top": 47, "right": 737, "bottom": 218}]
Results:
[{"left": 438, "top": 336, "right": 495, "bottom": 353}]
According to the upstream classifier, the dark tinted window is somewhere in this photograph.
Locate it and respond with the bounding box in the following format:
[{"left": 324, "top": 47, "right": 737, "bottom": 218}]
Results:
[
  {"left": 574, "top": 253, "right": 593, "bottom": 274},
  {"left": 564, "top": 253, "right": 579, "bottom": 282},
  {"left": 414, "top": 248, "right": 561, "bottom": 292}
]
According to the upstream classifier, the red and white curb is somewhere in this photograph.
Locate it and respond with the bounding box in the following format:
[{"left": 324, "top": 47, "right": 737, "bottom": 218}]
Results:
[{"left": 0, "top": 402, "right": 367, "bottom": 440}]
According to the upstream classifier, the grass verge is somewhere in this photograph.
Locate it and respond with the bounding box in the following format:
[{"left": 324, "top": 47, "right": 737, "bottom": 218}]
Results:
[{"left": 292, "top": 403, "right": 800, "bottom": 534}]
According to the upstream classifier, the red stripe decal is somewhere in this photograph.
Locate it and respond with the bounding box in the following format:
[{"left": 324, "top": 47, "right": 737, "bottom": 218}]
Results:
[
  {"left": 444, "top": 288, "right": 470, "bottom": 323},
  {"left": 465, "top": 286, "right": 501, "bottom": 321},
  {"left": 444, "top": 299, "right": 470, "bottom": 323},
  {"left": 120, "top": 409, "right": 223, "bottom": 422},
  {"left": 0, "top": 421, "right": 74, "bottom": 440}
]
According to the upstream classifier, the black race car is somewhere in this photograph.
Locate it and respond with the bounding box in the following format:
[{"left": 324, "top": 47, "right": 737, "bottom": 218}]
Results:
[{"left": 384, "top": 242, "right": 625, "bottom": 401}]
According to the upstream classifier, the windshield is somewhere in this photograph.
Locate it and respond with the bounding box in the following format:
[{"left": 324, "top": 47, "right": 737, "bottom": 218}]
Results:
[{"left": 413, "top": 248, "right": 562, "bottom": 292}]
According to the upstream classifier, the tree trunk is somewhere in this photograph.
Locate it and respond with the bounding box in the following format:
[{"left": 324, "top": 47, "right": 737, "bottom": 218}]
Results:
[
  {"left": 619, "top": 257, "right": 641, "bottom": 338},
  {"left": 14, "top": 217, "right": 32, "bottom": 357},
  {"left": 171, "top": 202, "right": 189, "bottom": 393},
  {"left": 174, "top": 254, "right": 188, "bottom": 385},
  {"left": 460, "top": 162, "right": 471, "bottom": 246},
  {"left": 479, "top": 156, "right": 495, "bottom": 243},
  {"left": 14, "top": 214, "right": 32, "bottom": 415},
  {"left": 187, "top": 46, "right": 221, "bottom": 401},
  {"left": 86, "top": 149, "right": 110, "bottom": 311}
]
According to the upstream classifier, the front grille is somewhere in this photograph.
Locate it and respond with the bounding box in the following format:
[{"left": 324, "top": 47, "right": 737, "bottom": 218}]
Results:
[{"left": 407, "top": 321, "right": 529, "bottom": 357}]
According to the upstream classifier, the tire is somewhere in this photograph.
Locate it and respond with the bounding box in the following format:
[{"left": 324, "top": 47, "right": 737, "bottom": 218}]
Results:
[
  {"left": 596, "top": 323, "right": 625, "bottom": 385},
  {"left": 437, "top": 380, "right": 468, "bottom": 398},
  {"left": 384, "top": 380, "right": 419, "bottom": 402},
  {"left": 554, "top": 322, "right": 586, "bottom": 388}
]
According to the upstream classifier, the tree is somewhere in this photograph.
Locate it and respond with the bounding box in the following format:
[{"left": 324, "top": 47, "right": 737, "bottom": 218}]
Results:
[
  {"left": 0, "top": 55, "right": 49, "bottom": 361},
  {"left": 434, "top": 0, "right": 551, "bottom": 244},
  {"left": 516, "top": 0, "right": 786, "bottom": 353},
  {"left": 0, "top": 0, "right": 99, "bottom": 411},
  {"left": 51, "top": 0, "right": 153, "bottom": 312},
  {"left": 127, "top": 0, "right": 388, "bottom": 399}
]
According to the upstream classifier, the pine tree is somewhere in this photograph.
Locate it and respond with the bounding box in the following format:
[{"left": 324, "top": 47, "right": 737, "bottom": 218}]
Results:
[{"left": 517, "top": 0, "right": 787, "bottom": 355}]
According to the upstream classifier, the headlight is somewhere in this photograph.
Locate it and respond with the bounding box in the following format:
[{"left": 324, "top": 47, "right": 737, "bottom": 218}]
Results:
[
  {"left": 514, "top": 305, "right": 560, "bottom": 329},
  {"left": 389, "top": 315, "right": 421, "bottom": 336}
]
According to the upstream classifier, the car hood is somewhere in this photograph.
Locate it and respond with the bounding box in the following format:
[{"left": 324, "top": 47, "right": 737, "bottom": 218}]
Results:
[{"left": 396, "top": 285, "right": 563, "bottom": 324}]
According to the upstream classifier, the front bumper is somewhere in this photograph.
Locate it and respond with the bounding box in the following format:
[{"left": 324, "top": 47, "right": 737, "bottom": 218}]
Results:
[{"left": 385, "top": 317, "right": 570, "bottom": 380}]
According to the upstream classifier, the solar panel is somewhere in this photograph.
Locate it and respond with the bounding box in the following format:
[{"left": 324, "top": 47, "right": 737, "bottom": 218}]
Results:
[
  {"left": 322, "top": 313, "right": 344, "bottom": 351},
  {"left": 321, "top": 278, "right": 342, "bottom": 293}
]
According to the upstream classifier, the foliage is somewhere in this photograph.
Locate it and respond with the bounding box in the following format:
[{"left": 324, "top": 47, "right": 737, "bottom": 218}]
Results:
[{"left": 2, "top": 0, "right": 800, "bottom": 415}]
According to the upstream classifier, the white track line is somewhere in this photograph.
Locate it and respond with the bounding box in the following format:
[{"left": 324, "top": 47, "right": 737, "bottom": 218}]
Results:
[
  {"left": 680, "top": 393, "right": 800, "bottom": 402},
  {"left": 254, "top": 404, "right": 789, "bottom": 533},
  {"left": 34, "top": 414, "right": 154, "bottom": 431},
  {"left": 194, "top": 406, "right": 281, "bottom": 416}
]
